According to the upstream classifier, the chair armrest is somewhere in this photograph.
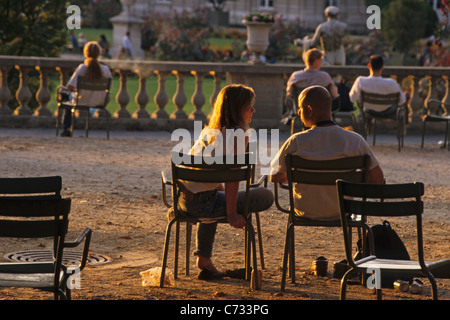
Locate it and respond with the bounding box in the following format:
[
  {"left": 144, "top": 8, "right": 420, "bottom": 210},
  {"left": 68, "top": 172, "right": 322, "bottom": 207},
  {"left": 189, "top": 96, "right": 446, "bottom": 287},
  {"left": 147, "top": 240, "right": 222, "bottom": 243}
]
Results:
[
  {"left": 274, "top": 182, "right": 290, "bottom": 214},
  {"left": 428, "top": 98, "right": 450, "bottom": 107},
  {"left": 64, "top": 227, "right": 92, "bottom": 271},
  {"left": 250, "top": 174, "right": 268, "bottom": 188},
  {"left": 161, "top": 171, "right": 173, "bottom": 208}
]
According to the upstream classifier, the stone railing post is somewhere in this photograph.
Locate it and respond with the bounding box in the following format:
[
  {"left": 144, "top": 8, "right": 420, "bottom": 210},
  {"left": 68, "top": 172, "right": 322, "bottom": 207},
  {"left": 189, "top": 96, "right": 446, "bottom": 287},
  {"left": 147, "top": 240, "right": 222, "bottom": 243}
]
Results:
[
  {"left": 189, "top": 71, "right": 207, "bottom": 121},
  {"left": 114, "top": 69, "right": 131, "bottom": 118},
  {"left": 171, "top": 71, "right": 188, "bottom": 119},
  {"left": 408, "top": 75, "right": 423, "bottom": 117},
  {"left": 14, "top": 65, "right": 32, "bottom": 115},
  {"left": 153, "top": 70, "right": 169, "bottom": 119},
  {"left": 209, "top": 71, "right": 223, "bottom": 109},
  {"left": 34, "top": 66, "right": 52, "bottom": 116},
  {"left": 0, "top": 66, "right": 12, "bottom": 115},
  {"left": 133, "top": 70, "right": 150, "bottom": 118}
]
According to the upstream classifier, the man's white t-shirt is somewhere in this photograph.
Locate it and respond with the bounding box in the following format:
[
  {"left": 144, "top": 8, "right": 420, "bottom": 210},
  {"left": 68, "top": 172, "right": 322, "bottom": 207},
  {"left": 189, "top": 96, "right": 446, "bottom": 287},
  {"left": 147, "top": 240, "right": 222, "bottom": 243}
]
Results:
[
  {"left": 349, "top": 75, "right": 406, "bottom": 112},
  {"left": 67, "top": 64, "right": 112, "bottom": 107},
  {"left": 270, "top": 125, "right": 380, "bottom": 220}
]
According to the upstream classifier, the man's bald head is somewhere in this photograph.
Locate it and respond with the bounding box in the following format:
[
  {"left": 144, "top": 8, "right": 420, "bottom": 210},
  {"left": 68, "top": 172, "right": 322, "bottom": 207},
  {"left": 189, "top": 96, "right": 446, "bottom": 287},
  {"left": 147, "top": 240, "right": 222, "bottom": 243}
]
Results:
[{"left": 298, "top": 85, "right": 333, "bottom": 127}]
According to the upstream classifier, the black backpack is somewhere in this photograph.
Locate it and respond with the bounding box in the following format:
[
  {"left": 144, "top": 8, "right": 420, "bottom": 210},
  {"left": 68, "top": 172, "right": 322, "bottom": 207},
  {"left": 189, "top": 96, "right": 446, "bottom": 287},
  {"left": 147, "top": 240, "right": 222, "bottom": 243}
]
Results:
[{"left": 356, "top": 220, "right": 412, "bottom": 287}]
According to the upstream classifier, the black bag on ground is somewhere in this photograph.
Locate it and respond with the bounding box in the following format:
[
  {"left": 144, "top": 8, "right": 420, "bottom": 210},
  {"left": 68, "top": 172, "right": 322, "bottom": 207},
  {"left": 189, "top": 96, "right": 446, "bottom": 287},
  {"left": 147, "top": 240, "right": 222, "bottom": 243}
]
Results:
[{"left": 355, "top": 220, "right": 412, "bottom": 288}]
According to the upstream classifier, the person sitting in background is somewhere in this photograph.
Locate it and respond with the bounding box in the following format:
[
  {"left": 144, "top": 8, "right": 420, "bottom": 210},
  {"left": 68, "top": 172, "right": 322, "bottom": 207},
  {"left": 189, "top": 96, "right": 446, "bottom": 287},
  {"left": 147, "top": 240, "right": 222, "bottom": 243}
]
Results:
[
  {"left": 59, "top": 41, "right": 112, "bottom": 137},
  {"left": 349, "top": 54, "right": 406, "bottom": 116},
  {"left": 286, "top": 49, "right": 339, "bottom": 103}
]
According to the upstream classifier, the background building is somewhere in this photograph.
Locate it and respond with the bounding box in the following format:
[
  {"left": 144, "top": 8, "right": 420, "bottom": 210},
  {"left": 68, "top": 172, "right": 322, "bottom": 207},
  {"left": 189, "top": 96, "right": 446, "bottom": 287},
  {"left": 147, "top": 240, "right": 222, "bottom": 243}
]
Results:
[{"left": 129, "top": 0, "right": 445, "bottom": 34}]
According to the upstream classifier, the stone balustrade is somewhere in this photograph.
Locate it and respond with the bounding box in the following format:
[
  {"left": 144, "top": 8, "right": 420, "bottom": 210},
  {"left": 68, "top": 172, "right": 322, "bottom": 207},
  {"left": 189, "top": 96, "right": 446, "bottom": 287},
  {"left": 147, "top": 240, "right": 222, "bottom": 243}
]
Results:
[{"left": 0, "top": 55, "right": 449, "bottom": 133}]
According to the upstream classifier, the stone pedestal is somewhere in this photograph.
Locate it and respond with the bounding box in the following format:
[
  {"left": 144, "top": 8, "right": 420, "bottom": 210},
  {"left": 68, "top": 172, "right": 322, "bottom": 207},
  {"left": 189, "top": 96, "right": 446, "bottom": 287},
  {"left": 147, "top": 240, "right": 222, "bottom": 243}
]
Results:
[
  {"left": 227, "top": 70, "right": 284, "bottom": 129},
  {"left": 109, "top": 0, "right": 144, "bottom": 59}
]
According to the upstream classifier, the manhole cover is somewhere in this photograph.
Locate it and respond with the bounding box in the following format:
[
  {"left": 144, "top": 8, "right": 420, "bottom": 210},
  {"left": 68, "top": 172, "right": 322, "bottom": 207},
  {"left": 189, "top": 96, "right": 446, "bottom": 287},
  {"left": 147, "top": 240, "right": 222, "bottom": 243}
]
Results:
[{"left": 4, "top": 250, "right": 111, "bottom": 266}]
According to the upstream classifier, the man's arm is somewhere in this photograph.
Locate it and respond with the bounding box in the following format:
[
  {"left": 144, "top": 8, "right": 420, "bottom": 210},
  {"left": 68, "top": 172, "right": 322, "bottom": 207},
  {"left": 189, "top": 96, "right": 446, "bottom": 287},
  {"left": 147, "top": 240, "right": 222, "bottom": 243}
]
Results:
[
  {"left": 270, "top": 171, "right": 288, "bottom": 184},
  {"left": 368, "top": 165, "right": 384, "bottom": 184}
]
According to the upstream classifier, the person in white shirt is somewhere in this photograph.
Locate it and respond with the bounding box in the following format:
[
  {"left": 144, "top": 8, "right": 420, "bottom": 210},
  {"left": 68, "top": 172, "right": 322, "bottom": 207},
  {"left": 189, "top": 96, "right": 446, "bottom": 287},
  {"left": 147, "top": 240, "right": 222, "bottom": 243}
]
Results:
[
  {"left": 349, "top": 55, "right": 406, "bottom": 114},
  {"left": 60, "top": 41, "right": 112, "bottom": 137},
  {"left": 122, "top": 32, "right": 132, "bottom": 58},
  {"left": 177, "top": 84, "right": 274, "bottom": 279},
  {"left": 270, "top": 85, "right": 384, "bottom": 220}
]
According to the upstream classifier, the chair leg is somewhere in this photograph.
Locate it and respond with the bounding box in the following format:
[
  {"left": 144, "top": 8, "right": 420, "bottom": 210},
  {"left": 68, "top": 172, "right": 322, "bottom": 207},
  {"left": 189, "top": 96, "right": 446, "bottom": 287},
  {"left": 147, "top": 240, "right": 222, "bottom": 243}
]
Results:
[
  {"left": 281, "top": 222, "right": 293, "bottom": 291},
  {"left": 56, "top": 108, "right": 60, "bottom": 136},
  {"left": 185, "top": 222, "right": 192, "bottom": 276},
  {"left": 339, "top": 268, "right": 357, "bottom": 300},
  {"left": 160, "top": 219, "right": 176, "bottom": 288},
  {"left": 444, "top": 121, "right": 449, "bottom": 150},
  {"left": 254, "top": 212, "right": 265, "bottom": 270},
  {"left": 421, "top": 120, "right": 426, "bottom": 148},
  {"left": 107, "top": 112, "right": 110, "bottom": 140},
  {"left": 70, "top": 108, "right": 75, "bottom": 136},
  {"left": 174, "top": 221, "right": 180, "bottom": 278},
  {"left": 85, "top": 110, "right": 90, "bottom": 138},
  {"left": 246, "top": 221, "right": 260, "bottom": 289}
]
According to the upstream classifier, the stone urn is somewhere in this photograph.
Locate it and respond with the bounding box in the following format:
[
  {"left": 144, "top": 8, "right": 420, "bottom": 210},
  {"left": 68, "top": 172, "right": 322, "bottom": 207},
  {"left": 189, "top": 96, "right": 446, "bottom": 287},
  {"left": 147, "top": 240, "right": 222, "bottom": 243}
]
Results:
[{"left": 242, "top": 20, "right": 273, "bottom": 64}]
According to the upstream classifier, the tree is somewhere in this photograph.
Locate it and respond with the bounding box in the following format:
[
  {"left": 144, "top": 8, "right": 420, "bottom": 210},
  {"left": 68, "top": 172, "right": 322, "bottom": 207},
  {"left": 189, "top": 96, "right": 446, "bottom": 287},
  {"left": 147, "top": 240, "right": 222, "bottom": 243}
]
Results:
[
  {"left": 207, "top": 0, "right": 235, "bottom": 12},
  {"left": 0, "top": 0, "right": 68, "bottom": 57},
  {"left": 382, "top": 0, "right": 437, "bottom": 55}
]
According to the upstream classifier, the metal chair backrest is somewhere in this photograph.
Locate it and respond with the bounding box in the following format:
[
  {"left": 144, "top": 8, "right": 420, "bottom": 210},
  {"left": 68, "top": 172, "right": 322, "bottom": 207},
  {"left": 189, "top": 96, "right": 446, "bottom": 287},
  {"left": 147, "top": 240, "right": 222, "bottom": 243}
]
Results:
[
  {"left": 75, "top": 76, "right": 111, "bottom": 107},
  {"left": 336, "top": 180, "right": 426, "bottom": 267},
  {"left": 0, "top": 176, "right": 71, "bottom": 292},
  {"left": 360, "top": 91, "right": 400, "bottom": 111},
  {"left": 170, "top": 152, "right": 254, "bottom": 218},
  {"left": 285, "top": 154, "right": 370, "bottom": 220}
]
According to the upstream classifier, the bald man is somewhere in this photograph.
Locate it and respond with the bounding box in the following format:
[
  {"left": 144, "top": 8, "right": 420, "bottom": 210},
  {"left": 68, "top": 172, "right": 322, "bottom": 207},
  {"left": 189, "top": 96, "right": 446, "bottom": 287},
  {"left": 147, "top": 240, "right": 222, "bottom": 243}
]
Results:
[{"left": 270, "top": 85, "right": 384, "bottom": 220}]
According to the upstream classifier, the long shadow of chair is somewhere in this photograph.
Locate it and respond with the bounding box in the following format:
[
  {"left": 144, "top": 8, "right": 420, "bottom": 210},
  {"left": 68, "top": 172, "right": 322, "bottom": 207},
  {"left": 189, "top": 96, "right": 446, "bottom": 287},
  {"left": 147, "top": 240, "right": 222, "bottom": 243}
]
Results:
[
  {"left": 336, "top": 180, "right": 438, "bottom": 300},
  {"left": 160, "top": 152, "right": 264, "bottom": 289},
  {"left": 0, "top": 176, "right": 92, "bottom": 300},
  {"left": 274, "top": 154, "right": 371, "bottom": 291},
  {"left": 56, "top": 76, "right": 112, "bottom": 139},
  {"left": 357, "top": 91, "right": 405, "bottom": 151},
  {"left": 421, "top": 98, "right": 450, "bottom": 150}
]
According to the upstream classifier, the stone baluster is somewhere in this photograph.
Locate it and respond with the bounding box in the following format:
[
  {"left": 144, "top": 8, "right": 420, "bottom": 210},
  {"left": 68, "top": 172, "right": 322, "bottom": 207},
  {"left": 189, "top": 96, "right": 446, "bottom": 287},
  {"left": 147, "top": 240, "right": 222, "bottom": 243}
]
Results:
[
  {"left": 408, "top": 75, "right": 423, "bottom": 117},
  {"left": 171, "top": 71, "right": 188, "bottom": 119},
  {"left": 114, "top": 69, "right": 131, "bottom": 118},
  {"left": 209, "top": 72, "right": 223, "bottom": 117},
  {"left": 14, "top": 65, "right": 32, "bottom": 115},
  {"left": 153, "top": 71, "right": 169, "bottom": 119},
  {"left": 34, "top": 66, "right": 52, "bottom": 116},
  {"left": 56, "top": 66, "right": 72, "bottom": 86},
  {"left": 398, "top": 75, "right": 412, "bottom": 122},
  {"left": 189, "top": 71, "right": 207, "bottom": 121},
  {"left": 133, "top": 71, "right": 150, "bottom": 118},
  {"left": 0, "top": 66, "right": 12, "bottom": 115},
  {"left": 424, "top": 76, "right": 441, "bottom": 114}
]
